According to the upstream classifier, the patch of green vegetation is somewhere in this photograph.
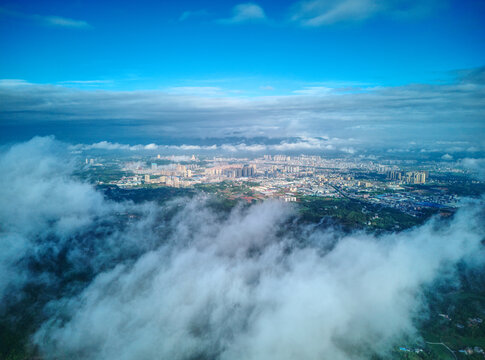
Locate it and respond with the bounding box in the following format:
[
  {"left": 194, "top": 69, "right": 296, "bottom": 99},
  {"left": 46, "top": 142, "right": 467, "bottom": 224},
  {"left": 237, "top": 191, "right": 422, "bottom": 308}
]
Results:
[
  {"left": 440, "top": 183, "right": 485, "bottom": 197},
  {"left": 419, "top": 289, "right": 485, "bottom": 359},
  {"left": 407, "top": 182, "right": 485, "bottom": 197},
  {"left": 195, "top": 181, "right": 256, "bottom": 199},
  {"left": 392, "top": 349, "right": 437, "bottom": 360},
  {"left": 74, "top": 164, "right": 133, "bottom": 184},
  {"left": 194, "top": 182, "right": 232, "bottom": 193},
  {"left": 425, "top": 344, "right": 455, "bottom": 360},
  {"left": 98, "top": 185, "right": 194, "bottom": 204},
  {"left": 297, "top": 196, "right": 426, "bottom": 231},
  {"left": 352, "top": 171, "right": 388, "bottom": 181},
  {"left": 0, "top": 322, "right": 33, "bottom": 360}
]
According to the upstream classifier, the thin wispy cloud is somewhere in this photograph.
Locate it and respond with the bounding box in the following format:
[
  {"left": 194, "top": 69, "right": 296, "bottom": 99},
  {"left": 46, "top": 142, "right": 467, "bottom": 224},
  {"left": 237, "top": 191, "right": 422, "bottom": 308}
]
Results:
[
  {"left": 179, "top": 9, "right": 209, "bottom": 22},
  {"left": 289, "top": 0, "right": 441, "bottom": 27},
  {"left": 38, "top": 15, "right": 91, "bottom": 29},
  {"left": 188, "top": 0, "right": 443, "bottom": 28},
  {"left": 59, "top": 80, "right": 113, "bottom": 87},
  {"left": 293, "top": 86, "right": 335, "bottom": 95},
  {"left": 453, "top": 66, "right": 485, "bottom": 85},
  {"left": 0, "top": 79, "right": 31, "bottom": 86},
  {"left": 218, "top": 3, "right": 267, "bottom": 25},
  {"left": 459, "top": 158, "right": 485, "bottom": 180},
  {"left": 0, "top": 7, "right": 91, "bottom": 29}
]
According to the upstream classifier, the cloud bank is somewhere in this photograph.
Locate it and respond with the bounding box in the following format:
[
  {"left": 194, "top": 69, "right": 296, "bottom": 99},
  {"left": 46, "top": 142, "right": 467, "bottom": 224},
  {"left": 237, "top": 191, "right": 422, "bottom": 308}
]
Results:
[
  {"left": 1, "top": 71, "right": 484, "bottom": 150},
  {"left": 35, "top": 200, "right": 485, "bottom": 360},
  {"left": 70, "top": 136, "right": 354, "bottom": 154},
  {"left": 0, "top": 137, "right": 484, "bottom": 360}
]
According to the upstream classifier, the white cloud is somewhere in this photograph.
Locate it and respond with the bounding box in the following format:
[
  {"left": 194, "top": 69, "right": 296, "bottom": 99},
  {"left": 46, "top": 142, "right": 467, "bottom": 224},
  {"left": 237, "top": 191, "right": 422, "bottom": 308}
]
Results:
[
  {"left": 1, "top": 137, "right": 484, "bottom": 360},
  {"left": 0, "top": 7, "right": 91, "bottom": 29},
  {"left": 59, "top": 80, "right": 113, "bottom": 86},
  {"left": 441, "top": 153, "right": 453, "bottom": 160},
  {"left": 293, "top": 86, "right": 334, "bottom": 95},
  {"left": 340, "top": 146, "right": 356, "bottom": 154},
  {"left": 218, "top": 3, "right": 267, "bottom": 24},
  {"left": 459, "top": 158, "right": 485, "bottom": 180},
  {"left": 0, "top": 79, "right": 31, "bottom": 86},
  {"left": 33, "top": 187, "right": 484, "bottom": 359},
  {"left": 72, "top": 141, "right": 165, "bottom": 151},
  {"left": 289, "top": 0, "right": 440, "bottom": 27},
  {"left": 71, "top": 137, "right": 355, "bottom": 153},
  {"left": 0, "top": 137, "right": 106, "bottom": 297}
]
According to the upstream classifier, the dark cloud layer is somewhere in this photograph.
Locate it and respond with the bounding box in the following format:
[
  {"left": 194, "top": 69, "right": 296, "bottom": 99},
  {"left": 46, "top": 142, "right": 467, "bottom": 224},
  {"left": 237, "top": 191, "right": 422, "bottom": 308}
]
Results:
[
  {"left": 0, "top": 137, "right": 484, "bottom": 360},
  {"left": 0, "top": 72, "right": 484, "bottom": 149}
]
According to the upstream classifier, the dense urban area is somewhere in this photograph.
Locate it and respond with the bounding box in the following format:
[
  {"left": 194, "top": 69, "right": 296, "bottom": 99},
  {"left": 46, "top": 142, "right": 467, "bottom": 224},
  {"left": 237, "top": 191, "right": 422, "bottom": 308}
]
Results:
[{"left": 80, "top": 152, "right": 484, "bottom": 232}]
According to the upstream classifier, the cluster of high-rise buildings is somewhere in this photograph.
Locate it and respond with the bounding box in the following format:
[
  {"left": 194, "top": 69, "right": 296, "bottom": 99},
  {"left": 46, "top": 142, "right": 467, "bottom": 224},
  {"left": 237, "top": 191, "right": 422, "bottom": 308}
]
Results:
[
  {"left": 144, "top": 174, "right": 186, "bottom": 187},
  {"left": 150, "top": 163, "right": 193, "bottom": 178},
  {"left": 113, "top": 154, "right": 437, "bottom": 191},
  {"left": 387, "top": 170, "right": 428, "bottom": 184},
  {"left": 205, "top": 164, "right": 256, "bottom": 178}
]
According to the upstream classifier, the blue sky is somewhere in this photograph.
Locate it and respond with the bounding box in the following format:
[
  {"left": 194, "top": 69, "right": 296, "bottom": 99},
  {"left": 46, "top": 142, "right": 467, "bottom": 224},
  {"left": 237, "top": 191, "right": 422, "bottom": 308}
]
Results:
[
  {"left": 1, "top": 0, "right": 484, "bottom": 93},
  {"left": 0, "top": 0, "right": 484, "bottom": 152}
]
